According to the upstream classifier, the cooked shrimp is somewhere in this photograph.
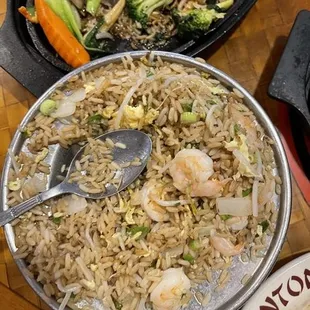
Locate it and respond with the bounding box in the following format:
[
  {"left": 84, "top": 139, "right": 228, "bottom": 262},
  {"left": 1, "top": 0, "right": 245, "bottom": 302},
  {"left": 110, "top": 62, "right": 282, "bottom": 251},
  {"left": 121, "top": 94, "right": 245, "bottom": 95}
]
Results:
[
  {"left": 210, "top": 233, "right": 244, "bottom": 257},
  {"left": 169, "top": 149, "right": 223, "bottom": 197},
  {"left": 225, "top": 216, "right": 248, "bottom": 231},
  {"left": 140, "top": 181, "right": 169, "bottom": 222},
  {"left": 150, "top": 268, "right": 191, "bottom": 310}
]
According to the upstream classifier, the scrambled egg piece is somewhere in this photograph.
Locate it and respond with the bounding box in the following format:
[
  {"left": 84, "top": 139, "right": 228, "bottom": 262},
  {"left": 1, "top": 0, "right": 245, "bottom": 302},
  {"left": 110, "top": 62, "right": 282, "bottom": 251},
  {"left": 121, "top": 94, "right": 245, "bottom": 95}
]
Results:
[
  {"left": 84, "top": 82, "right": 95, "bottom": 94},
  {"left": 225, "top": 134, "right": 255, "bottom": 177},
  {"left": 123, "top": 105, "right": 144, "bottom": 128},
  {"left": 102, "top": 106, "right": 116, "bottom": 119},
  {"left": 144, "top": 109, "right": 159, "bottom": 125},
  {"left": 122, "top": 105, "right": 159, "bottom": 128},
  {"left": 125, "top": 207, "right": 136, "bottom": 225}
]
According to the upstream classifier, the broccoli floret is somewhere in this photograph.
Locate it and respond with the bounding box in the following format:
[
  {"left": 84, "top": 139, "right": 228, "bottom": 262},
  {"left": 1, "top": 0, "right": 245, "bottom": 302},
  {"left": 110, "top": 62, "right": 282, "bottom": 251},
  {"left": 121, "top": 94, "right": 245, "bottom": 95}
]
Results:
[
  {"left": 173, "top": 8, "right": 225, "bottom": 39},
  {"left": 126, "top": 0, "right": 173, "bottom": 27}
]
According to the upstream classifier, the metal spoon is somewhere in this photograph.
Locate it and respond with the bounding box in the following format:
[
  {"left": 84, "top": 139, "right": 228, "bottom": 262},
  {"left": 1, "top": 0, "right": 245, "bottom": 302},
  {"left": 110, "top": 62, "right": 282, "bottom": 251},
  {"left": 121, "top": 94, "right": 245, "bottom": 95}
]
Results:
[{"left": 0, "top": 129, "right": 152, "bottom": 227}]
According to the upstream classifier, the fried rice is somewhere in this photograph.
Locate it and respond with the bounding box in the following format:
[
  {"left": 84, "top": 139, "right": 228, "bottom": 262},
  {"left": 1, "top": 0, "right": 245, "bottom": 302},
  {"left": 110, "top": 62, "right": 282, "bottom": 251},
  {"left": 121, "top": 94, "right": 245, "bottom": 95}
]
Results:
[{"left": 6, "top": 54, "right": 280, "bottom": 310}]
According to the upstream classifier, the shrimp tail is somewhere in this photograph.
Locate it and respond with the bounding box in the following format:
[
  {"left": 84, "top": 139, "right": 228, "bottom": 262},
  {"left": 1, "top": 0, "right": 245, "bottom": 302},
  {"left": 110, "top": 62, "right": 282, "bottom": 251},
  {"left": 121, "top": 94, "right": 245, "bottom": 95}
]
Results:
[{"left": 210, "top": 235, "right": 244, "bottom": 257}]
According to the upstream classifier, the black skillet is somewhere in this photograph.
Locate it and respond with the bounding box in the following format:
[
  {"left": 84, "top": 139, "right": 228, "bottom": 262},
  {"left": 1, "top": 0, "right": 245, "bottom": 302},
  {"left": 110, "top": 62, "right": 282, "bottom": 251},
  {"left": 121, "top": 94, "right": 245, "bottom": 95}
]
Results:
[
  {"left": 0, "top": 0, "right": 257, "bottom": 97},
  {"left": 268, "top": 10, "right": 310, "bottom": 179}
]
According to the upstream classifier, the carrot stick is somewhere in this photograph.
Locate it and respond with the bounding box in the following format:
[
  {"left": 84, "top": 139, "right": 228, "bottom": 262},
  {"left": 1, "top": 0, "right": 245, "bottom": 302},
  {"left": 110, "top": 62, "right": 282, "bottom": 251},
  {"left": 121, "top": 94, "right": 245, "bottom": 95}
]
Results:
[{"left": 35, "top": 0, "right": 90, "bottom": 68}]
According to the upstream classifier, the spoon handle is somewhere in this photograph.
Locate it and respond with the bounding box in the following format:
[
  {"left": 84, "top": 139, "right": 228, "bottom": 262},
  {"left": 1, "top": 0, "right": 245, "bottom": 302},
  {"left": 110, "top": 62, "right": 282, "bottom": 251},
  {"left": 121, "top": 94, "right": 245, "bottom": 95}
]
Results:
[{"left": 0, "top": 183, "right": 68, "bottom": 227}]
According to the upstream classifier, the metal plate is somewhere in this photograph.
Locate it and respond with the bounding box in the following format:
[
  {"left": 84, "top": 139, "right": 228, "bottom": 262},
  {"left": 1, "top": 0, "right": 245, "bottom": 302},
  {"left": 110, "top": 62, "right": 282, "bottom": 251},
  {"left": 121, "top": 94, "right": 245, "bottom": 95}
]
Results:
[{"left": 0, "top": 51, "right": 291, "bottom": 310}]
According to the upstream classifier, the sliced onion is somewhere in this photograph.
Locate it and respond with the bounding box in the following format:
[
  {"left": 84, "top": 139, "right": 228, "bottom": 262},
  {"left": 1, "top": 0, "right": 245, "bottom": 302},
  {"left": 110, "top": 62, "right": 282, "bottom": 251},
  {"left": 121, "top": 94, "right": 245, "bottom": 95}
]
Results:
[
  {"left": 216, "top": 197, "right": 252, "bottom": 216},
  {"left": 233, "top": 149, "right": 259, "bottom": 177},
  {"left": 51, "top": 101, "right": 76, "bottom": 118},
  {"left": 137, "top": 298, "right": 146, "bottom": 310},
  {"left": 66, "top": 88, "right": 86, "bottom": 102},
  {"left": 8, "top": 148, "right": 20, "bottom": 174},
  {"left": 206, "top": 105, "right": 219, "bottom": 126},
  {"left": 25, "top": 175, "right": 47, "bottom": 193},
  {"left": 95, "top": 76, "right": 105, "bottom": 90},
  {"left": 258, "top": 178, "right": 275, "bottom": 207},
  {"left": 96, "top": 31, "right": 114, "bottom": 40},
  {"left": 252, "top": 180, "right": 259, "bottom": 217},
  {"left": 64, "top": 194, "right": 88, "bottom": 215},
  {"left": 59, "top": 292, "right": 71, "bottom": 310},
  {"left": 256, "top": 151, "right": 262, "bottom": 176},
  {"left": 56, "top": 279, "right": 81, "bottom": 293},
  {"left": 75, "top": 256, "right": 94, "bottom": 281},
  {"left": 152, "top": 197, "right": 189, "bottom": 207},
  {"left": 58, "top": 116, "right": 73, "bottom": 125}
]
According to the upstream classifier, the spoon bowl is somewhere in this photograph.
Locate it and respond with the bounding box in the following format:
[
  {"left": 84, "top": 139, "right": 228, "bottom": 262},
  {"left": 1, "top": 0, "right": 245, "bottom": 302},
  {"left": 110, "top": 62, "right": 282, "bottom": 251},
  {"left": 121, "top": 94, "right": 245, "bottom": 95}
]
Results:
[{"left": 0, "top": 129, "right": 152, "bottom": 227}]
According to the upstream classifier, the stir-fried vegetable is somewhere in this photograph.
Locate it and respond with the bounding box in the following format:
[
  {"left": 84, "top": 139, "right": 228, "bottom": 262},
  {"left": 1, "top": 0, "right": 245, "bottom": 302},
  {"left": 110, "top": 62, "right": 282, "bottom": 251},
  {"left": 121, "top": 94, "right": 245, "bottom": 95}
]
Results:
[
  {"left": 20, "top": 127, "right": 31, "bottom": 138},
  {"left": 8, "top": 179, "right": 21, "bottom": 191},
  {"left": 242, "top": 188, "right": 252, "bottom": 197},
  {"left": 35, "top": 148, "right": 49, "bottom": 163},
  {"left": 52, "top": 215, "right": 62, "bottom": 225},
  {"left": 87, "top": 114, "right": 104, "bottom": 124},
  {"left": 62, "top": 0, "right": 83, "bottom": 41},
  {"left": 259, "top": 220, "right": 269, "bottom": 233},
  {"left": 234, "top": 123, "right": 240, "bottom": 134},
  {"left": 183, "top": 253, "right": 194, "bottom": 264},
  {"left": 220, "top": 214, "right": 232, "bottom": 221},
  {"left": 127, "top": 0, "right": 174, "bottom": 27},
  {"left": 181, "top": 112, "right": 198, "bottom": 124},
  {"left": 45, "top": 0, "right": 73, "bottom": 33},
  {"left": 112, "top": 297, "right": 123, "bottom": 310},
  {"left": 86, "top": 0, "right": 101, "bottom": 16},
  {"left": 208, "top": 0, "right": 234, "bottom": 12},
  {"left": 35, "top": 0, "right": 90, "bottom": 68},
  {"left": 18, "top": 6, "right": 38, "bottom": 23},
  {"left": 40, "top": 99, "right": 57, "bottom": 116},
  {"left": 181, "top": 102, "right": 193, "bottom": 112},
  {"left": 173, "top": 7, "right": 226, "bottom": 39},
  {"left": 100, "top": 0, "right": 126, "bottom": 32},
  {"left": 188, "top": 239, "right": 200, "bottom": 251},
  {"left": 83, "top": 18, "right": 114, "bottom": 53},
  {"left": 127, "top": 226, "right": 150, "bottom": 239}
]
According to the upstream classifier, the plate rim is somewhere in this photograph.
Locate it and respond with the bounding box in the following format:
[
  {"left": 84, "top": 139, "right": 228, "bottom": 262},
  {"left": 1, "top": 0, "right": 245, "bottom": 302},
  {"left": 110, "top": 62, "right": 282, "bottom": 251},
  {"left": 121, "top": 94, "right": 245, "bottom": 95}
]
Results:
[
  {"left": 0, "top": 51, "right": 292, "bottom": 310},
  {"left": 243, "top": 252, "right": 310, "bottom": 309}
]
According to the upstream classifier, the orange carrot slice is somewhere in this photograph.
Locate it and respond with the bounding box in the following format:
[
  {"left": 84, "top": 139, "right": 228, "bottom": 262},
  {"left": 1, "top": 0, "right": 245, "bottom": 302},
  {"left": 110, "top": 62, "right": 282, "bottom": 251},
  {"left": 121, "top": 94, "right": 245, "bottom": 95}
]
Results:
[{"left": 35, "top": 0, "right": 90, "bottom": 68}]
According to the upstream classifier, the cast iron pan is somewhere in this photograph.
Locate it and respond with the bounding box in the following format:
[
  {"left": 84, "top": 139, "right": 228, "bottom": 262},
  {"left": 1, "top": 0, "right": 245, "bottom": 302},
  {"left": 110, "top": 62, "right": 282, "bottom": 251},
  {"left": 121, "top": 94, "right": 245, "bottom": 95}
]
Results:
[
  {"left": 0, "top": 0, "right": 257, "bottom": 97},
  {"left": 268, "top": 10, "right": 310, "bottom": 179},
  {"left": 25, "top": 0, "right": 250, "bottom": 72}
]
